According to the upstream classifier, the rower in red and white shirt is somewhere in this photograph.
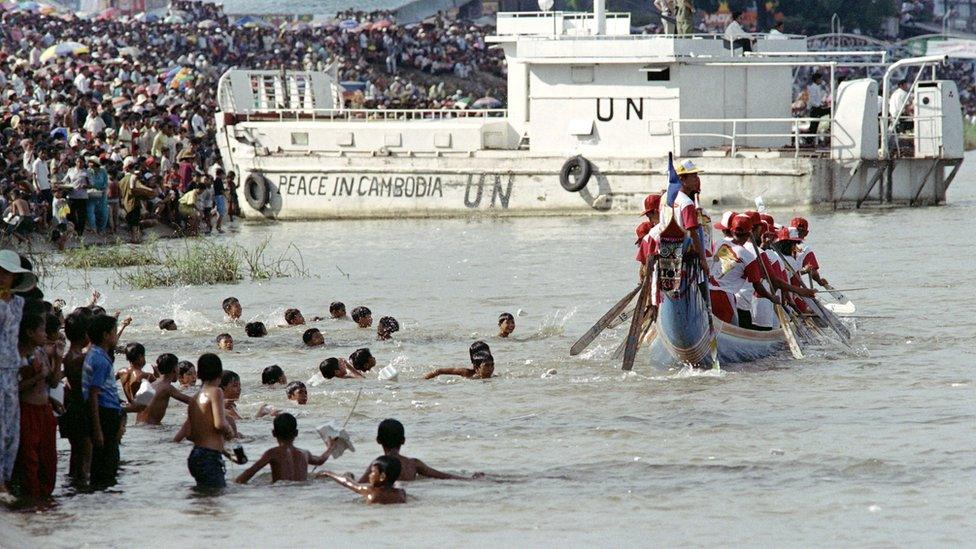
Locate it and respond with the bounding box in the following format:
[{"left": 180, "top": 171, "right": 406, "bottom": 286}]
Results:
[
  {"left": 708, "top": 215, "right": 781, "bottom": 326},
  {"left": 635, "top": 192, "right": 664, "bottom": 304},
  {"left": 790, "top": 217, "right": 830, "bottom": 288},
  {"left": 659, "top": 160, "right": 711, "bottom": 273},
  {"left": 751, "top": 221, "right": 790, "bottom": 330}
]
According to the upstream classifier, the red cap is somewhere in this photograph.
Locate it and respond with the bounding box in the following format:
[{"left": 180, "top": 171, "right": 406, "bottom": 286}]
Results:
[
  {"left": 713, "top": 210, "right": 737, "bottom": 231},
  {"left": 635, "top": 221, "right": 652, "bottom": 244},
  {"left": 760, "top": 214, "right": 775, "bottom": 230},
  {"left": 790, "top": 217, "right": 809, "bottom": 231},
  {"left": 729, "top": 214, "right": 753, "bottom": 234},
  {"left": 744, "top": 211, "right": 762, "bottom": 228},
  {"left": 777, "top": 226, "right": 801, "bottom": 242},
  {"left": 641, "top": 193, "right": 662, "bottom": 216}
]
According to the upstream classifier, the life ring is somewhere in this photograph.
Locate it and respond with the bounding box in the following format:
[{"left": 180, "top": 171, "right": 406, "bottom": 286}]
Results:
[
  {"left": 244, "top": 173, "right": 271, "bottom": 211},
  {"left": 559, "top": 155, "right": 592, "bottom": 192}
]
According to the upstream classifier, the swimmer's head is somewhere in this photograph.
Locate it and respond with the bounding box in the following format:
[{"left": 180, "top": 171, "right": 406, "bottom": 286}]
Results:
[
  {"left": 349, "top": 348, "right": 375, "bottom": 372},
  {"left": 261, "top": 364, "right": 286, "bottom": 386},
  {"left": 156, "top": 353, "right": 179, "bottom": 377},
  {"left": 319, "top": 357, "right": 341, "bottom": 379},
  {"left": 245, "top": 321, "right": 267, "bottom": 338},
  {"left": 178, "top": 361, "right": 197, "bottom": 386},
  {"left": 286, "top": 381, "right": 307, "bottom": 405},
  {"left": 220, "top": 370, "right": 241, "bottom": 400},
  {"left": 222, "top": 297, "right": 241, "bottom": 319},
  {"left": 498, "top": 312, "right": 515, "bottom": 337},
  {"left": 284, "top": 308, "right": 305, "bottom": 326},
  {"left": 369, "top": 455, "right": 401, "bottom": 487},
  {"left": 272, "top": 412, "right": 299, "bottom": 442},
  {"left": 216, "top": 333, "right": 234, "bottom": 351},
  {"left": 471, "top": 351, "right": 494, "bottom": 379},
  {"left": 351, "top": 306, "right": 372, "bottom": 328},
  {"left": 329, "top": 301, "right": 346, "bottom": 319},
  {"left": 376, "top": 316, "right": 399, "bottom": 340},
  {"left": 303, "top": 327, "right": 324, "bottom": 347},
  {"left": 376, "top": 418, "right": 406, "bottom": 450},
  {"left": 469, "top": 340, "right": 490, "bottom": 361},
  {"left": 197, "top": 353, "right": 223, "bottom": 383},
  {"left": 158, "top": 318, "right": 178, "bottom": 331},
  {"left": 124, "top": 342, "right": 146, "bottom": 367}
]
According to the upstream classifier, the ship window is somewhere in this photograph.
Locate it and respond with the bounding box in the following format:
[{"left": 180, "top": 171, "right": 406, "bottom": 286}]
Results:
[
  {"left": 290, "top": 132, "right": 309, "bottom": 146},
  {"left": 643, "top": 66, "right": 671, "bottom": 82},
  {"left": 571, "top": 66, "right": 594, "bottom": 83}
]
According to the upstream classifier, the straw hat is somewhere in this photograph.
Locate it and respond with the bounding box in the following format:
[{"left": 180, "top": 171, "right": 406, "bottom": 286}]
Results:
[
  {"left": 0, "top": 250, "right": 38, "bottom": 294},
  {"left": 675, "top": 159, "right": 703, "bottom": 176}
]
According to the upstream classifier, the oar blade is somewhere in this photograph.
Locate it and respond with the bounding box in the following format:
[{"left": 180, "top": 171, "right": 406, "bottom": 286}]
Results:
[{"left": 570, "top": 284, "right": 641, "bottom": 356}]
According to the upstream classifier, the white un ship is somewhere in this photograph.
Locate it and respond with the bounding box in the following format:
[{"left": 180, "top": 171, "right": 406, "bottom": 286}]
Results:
[{"left": 215, "top": 2, "right": 965, "bottom": 220}]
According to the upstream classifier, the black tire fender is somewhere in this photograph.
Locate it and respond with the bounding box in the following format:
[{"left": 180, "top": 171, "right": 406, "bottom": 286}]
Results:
[
  {"left": 244, "top": 173, "right": 271, "bottom": 211},
  {"left": 559, "top": 155, "right": 592, "bottom": 192}
]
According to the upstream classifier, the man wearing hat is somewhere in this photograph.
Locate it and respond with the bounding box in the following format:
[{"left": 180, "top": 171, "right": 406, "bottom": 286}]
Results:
[
  {"left": 790, "top": 217, "right": 829, "bottom": 288},
  {"left": 708, "top": 214, "right": 777, "bottom": 325},
  {"left": 636, "top": 191, "right": 664, "bottom": 279},
  {"left": 664, "top": 159, "right": 711, "bottom": 276},
  {"left": 0, "top": 249, "right": 37, "bottom": 492}
]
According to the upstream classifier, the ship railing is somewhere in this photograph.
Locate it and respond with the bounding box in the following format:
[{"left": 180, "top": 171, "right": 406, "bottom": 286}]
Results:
[
  {"left": 667, "top": 117, "right": 831, "bottom": 157},
  {"left": 227, "top": 108, "right": 508, "bottom": 123}
]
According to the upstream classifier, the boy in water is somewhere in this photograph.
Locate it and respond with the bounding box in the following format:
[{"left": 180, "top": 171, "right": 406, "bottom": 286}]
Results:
[
  {"left": 319, "top": 357, "right": 363, "bottom": 380},
  {"left": 262, "top": 365, "right": 287, "bottom": 386},
  {"left": 469, "top": 340, "right": 490, "bottom": 361},
  {"left": 216, "top": 333, "right": 234, "bottom": 351},
  {"left": 357, "top": 419, "right": 481, "bottom": 482},
  {"left": 349, "top": 348, "right": 376, "bottom": 373},
  {"left": 284, "top": 308, "right": 305, "bottom": 326},
  {"left": 83, "top": 314, "right": 125, "bottom": 488},
  {"left": 319, "top": 455, "right": 406, "bottom": 504},
  {"left": 351, "top": 306, "right": 372, "bottom": 328},
  {"left": 137, "top": 354, "right": 192, "bottom": 425},
  {"left": 286, "top": 382, "right": 308, "bottom": 405},
  {"left": 245, "top": 321, "right": 267, "bottom": 338},
  {"left": 178, "top": 361, "right": 197, "bottom": 390},
  {"left": 221, "top": 370, "right": 243, "bottom": 422},
  {"left": 222, "top": 297, "right": 242, "bottom": 321},
  {"left": 60, "top": 310, "right": 92, "bottom": 481},
  {"left": 159, "top": 319, "right": 178, "bottom": 331},
  {"left": 15, "top": 313, "right": 59, "bottom": 500},
  {"left": 424, "top": 351, "right": 494, "bottom": 380},
  {"left": 117, "top": 342, "right": 153, "bottom": 403},
  {"left": 498, "top": 312, "right": 516, "bottom": 338},
  {"left": 186, "top": 353, "right": 235, "bottom": 490},
  {"left": 329, "top": 302, "right": 347, "bottom": 320},
  {"left": 376, "top": 316, "right": 400, "bottom": 341},
  {"left": 302, "top": 328, "right": 325, "bottom": 347},
  {"left": 235, "top": 413, "right": 336, "bottom": 484}
]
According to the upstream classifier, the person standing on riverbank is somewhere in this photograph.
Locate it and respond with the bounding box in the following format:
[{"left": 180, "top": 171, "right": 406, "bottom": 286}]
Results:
[{"left": 0, "top": 251, "right": 32, "bottom": 493}]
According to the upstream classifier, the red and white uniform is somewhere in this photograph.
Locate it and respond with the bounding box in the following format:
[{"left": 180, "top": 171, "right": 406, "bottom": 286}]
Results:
[
  {"left": 797, "top": 241, "right": 820, "bottom": 272},
  {"left": 635, "top": 224, "right": 664, "bottom": 305},
  {"left": 660, "top": 190, "right": 714, "bottom": 257},
  {"left": 751, "top": 251, "right": 789, "bottom": 329},
  {"left": 709, "top": 240, "right": 761, "bottom": 324}
]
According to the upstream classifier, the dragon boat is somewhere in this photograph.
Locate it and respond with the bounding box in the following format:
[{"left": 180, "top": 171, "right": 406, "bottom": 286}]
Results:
[{"left": 643, "top": 217, "right": 786, "bottom": 369}]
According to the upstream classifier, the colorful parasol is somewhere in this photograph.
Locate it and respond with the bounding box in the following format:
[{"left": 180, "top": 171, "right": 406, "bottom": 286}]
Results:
[{"left": 39, "top": 41, "right": 89, "bottom": 63}]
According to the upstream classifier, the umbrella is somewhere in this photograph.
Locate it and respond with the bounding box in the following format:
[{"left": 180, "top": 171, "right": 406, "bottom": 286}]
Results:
[
  {"left": 118, "top": 46, "right": 140, "bottom": 57},
  {"left": 234, "top": 15, "right": 270, "bottom": 28},
  {"left": 373, "top": 19, "right": 393, "bottom": 29},
  {"left": 472, "top": 96, "right": 502, "bottom": 109},
  {"left": 111, "top": 96, "right": 131, "bottom": 109},
  {"left": 356, "top": 22, "right": 372, "bottom": 32},
  {"left": 166, "top": 66, "right": 193, "bottom": 90},
  {"left": 0, "top": 1, "right": 16, "bottom": 11},
  {"left": 339, "top": 18, "right": 358, "bottom": 30},
  {"left": 163, "top": 14, "right": 184, "bottom": 24},
  {"left": 197, "top": 19, "right": 217, "bottom": 28},
  {"left": 454, "top": 96, "right": 474, "bottom": 109},
  {"left": 133, "top": 12, "right": 159, "bottom": 23},
  {"left": 40, "top": 41, "right": 89, "bottom": 63},
  {"left": 15, "top": 1, "right": 39, "bottom": 12}
]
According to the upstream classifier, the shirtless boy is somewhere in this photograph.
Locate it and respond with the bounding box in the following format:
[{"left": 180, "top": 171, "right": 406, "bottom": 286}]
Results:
[
  {"left": 178, "top": 361, "right": 197, "bottom": 389},
  {"left": 329, "top": 302, "right": 347, "bottom": 320},
  {"left": 235, "top": 413, "right": 335, "bottom": 484},
  {"left": 216, "top": 333, "right": 234, "bottom": 351},
  {"left": 319, "top": 455, "right": 406, "bottom": 504},
  {"left": 117, "top": 342, "right": 154, "bottom": 403},
  {"left": 351, "top": 306, "right": 372, "bottom": 328},
  {"left": 136, "top": 354, "right": 192, "bottom": 425},
  {"left": 423, "top": 351, "right": 494, "bottom": 380},
  {"left": 302, "top": 328, "right": 325, "bottom": 347},
  {"left": 319, "top": 357, "right": 363, "bottom": 380},
  {"left": 286, "top": 382, "right": 308, "bottom": 405},
  {"left": 357, "top": 419, "right": 480, "bottom": 482},
  {"left": 186, "top": 353, "right": 235, "bottom": 489},
  {"left": 497, "top": 312, "right": 516, "bottom": 338}
]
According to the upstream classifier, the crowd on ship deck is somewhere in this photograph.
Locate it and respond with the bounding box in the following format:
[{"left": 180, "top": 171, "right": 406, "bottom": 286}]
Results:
[{"left": 0, "top": 1, "right": 505, "bottom": 246}]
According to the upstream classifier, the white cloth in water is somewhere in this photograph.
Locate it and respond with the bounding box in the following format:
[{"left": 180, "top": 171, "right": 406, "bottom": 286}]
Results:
[
  {"left": 134, "top": 379, "right": 155, "bottom": 407},
  {"left": 316, "top": 422, "right": 355, "bottom": 458},
  {"left": 378, "top": 364, "right": 398, "bottom": 381}
]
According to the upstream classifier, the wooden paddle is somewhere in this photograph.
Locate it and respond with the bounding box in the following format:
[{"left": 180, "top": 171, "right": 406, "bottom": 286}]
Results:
[
  {"left": 772, "top": 249, "right": 852, "bottom": 344},
  {"left": 622, "top": 257, "right": 655, "bottom": 371},
  {"left": 613, "top": 304, "right": 657, "bottom": 360},
  {"left": 751, "top": 236, "right": 804, "bottom": 359},
  {"left": 570, "top": 284, "right": 642, "bottom": 356}
]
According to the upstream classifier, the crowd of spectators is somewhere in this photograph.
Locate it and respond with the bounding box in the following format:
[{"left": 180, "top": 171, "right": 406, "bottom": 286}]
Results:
[{"left": 0, "top": 1, "right": 504, "bottom": 246}]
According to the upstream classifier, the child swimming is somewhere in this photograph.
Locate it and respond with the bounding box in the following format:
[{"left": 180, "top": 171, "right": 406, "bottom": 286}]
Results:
[
  {"left": 318, "top": 455, "right": 406, "bottom": 504},
  {"left": 245, "top": 321, "right": 268, "bottom": 338},
  {"left": 235, "top": 413, "right": 337, "bottom": 484},
  {"left": 261, "top": 365, "right": 287, "bottom": 386},
  {"left": 424, "top": 351, "right": 494, "bottom": 380},
  {"left": 497, "top": 312, "right": 515, "bottom": 338},
  {"left": 302, "top": 328, "right": 325, "bottom": 347},
  {"left": 357, "top": 419, "right": 481, "bottom": 482},
  {"left": 222, "top": 297, "right": 242, "bottom": 321},
  {"left": 216, "top": 333, "right": 234, "bottom": 351},
  {"left": 376, "top": 316, "right": 400, "bottom": 341},
  {"left": 286, "top": 381, "right": 307, "bottom": 405},
  {"left": 349, "top": 348, "right": 376, "bottom": 373},
  {"left": 136, "top": 354, "right": 192, "bottom": 425},
  {"left": 329, "top": 302, "right": 347, "bottom": 319},
  {"left": 319, "top": 357, "right": 363, "bottom": 380},
  {"left": 351, "top": 306, "right": 372, "bottom": 328}
]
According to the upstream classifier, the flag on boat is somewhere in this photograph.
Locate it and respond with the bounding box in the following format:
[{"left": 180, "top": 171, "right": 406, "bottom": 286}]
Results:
[{"left": 665, "top": 152, "right": 681, "bottom": 207}]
